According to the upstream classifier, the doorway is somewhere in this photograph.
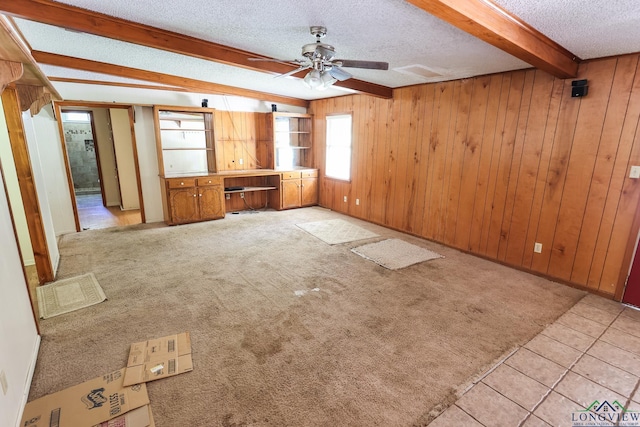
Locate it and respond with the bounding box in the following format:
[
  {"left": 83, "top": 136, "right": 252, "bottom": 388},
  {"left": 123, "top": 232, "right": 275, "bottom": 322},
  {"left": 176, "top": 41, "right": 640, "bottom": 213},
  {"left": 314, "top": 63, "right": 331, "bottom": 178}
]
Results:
[
  {"left": 58, "top": 104, "right": 144, "bottom": 230},
  {"left": 623, "top": 237, "right": 640, "bottom": 307}
]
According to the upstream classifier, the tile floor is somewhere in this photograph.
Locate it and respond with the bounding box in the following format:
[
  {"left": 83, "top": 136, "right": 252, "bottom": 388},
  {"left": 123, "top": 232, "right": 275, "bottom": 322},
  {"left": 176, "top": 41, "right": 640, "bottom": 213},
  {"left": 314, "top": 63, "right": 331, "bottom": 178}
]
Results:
[{"left": 430, "top": 293, "right": 640, "bottom": 427}]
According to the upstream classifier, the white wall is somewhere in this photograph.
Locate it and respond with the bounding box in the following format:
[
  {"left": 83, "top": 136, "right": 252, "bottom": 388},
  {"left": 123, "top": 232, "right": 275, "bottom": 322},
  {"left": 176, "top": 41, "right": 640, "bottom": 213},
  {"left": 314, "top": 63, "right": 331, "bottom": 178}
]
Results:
[
  {"left": 134, "top": 106, "right": 163, "bottom": 223},
  {"left": 0, "top": 99, "right": 35, "bottom": 265},
  {"left": 30, "top": 105, "right": 76, "bottom": 236},
  {"left": 51, "top": 82, "right": 307, "bottom": 114},
  {"left": 0, "top": 110, "right": 39, "bottom": 427},
  {"left": 22, "top": 112, "right": 60, "bottom": 274},
  {"left": 109, "top": 109, "right": 140, "bottom": 210},
  {"left": 92, "top": 108, "right": 120, "bottom": 207}
]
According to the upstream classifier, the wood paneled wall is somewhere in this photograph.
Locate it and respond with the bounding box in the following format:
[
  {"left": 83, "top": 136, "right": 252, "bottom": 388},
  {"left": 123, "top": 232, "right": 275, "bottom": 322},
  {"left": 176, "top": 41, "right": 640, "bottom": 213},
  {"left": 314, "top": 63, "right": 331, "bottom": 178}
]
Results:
[
  {"left": 214, "top": 110, "right": 265, "bottom": 171},
  {"left": 310, "top": 54, "right": 640, "bottom": 298}
]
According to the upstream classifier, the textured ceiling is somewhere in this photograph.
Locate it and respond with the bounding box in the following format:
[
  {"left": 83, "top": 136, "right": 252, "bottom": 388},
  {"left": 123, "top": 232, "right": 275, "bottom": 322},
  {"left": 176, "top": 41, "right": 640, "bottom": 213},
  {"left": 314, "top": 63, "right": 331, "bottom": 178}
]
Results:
[
  {"left": 10, "top": 0, "right": 640, "bottom": 103},
  {"left": 492, "top": 0, "right": 640, "bottom": 60}
]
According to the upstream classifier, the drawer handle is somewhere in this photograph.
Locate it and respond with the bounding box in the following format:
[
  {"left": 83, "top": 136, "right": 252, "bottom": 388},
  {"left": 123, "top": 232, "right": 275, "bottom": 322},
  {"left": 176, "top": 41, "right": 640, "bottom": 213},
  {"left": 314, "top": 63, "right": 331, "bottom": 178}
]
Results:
[
  {"left": 180, "top": 182, "right": 184, "bottom": 186},
  {"left": 199, "top": 194, "right": 203, "bottom": 197},
  {"left": 207, "top": 180, "right": 212, "bottom": 184},
  {"left": 193, "top": 194, "right": 196, "bottom": 197}
]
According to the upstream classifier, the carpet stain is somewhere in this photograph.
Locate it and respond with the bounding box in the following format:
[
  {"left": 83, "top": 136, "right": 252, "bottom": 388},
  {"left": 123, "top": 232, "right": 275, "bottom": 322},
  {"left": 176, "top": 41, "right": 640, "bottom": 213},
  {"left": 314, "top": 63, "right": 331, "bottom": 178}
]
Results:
[
  {"left": 241, "top": 312, "right": 314, "bottom": 363},
  {"left": 222, "top": 413, "right": 247, "bottom": 427},
  {"left": 280, "top": 312, "right": 314, "bottom": 340},
  {"left": 241, "top": 328, "right": 284, "bottom": 364}
]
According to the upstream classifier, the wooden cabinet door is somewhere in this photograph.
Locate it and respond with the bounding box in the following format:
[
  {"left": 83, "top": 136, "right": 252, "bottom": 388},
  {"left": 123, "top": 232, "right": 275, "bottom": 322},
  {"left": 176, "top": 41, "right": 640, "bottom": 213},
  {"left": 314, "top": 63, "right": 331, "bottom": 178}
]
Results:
[
  {"left": 169, "top": 188, "right": 199, "bottom": 223},
  {"left": 281, "top": 179, "right": 301, "bottom": 209},
  {"left": 198, "top": 185, "right": 225, "bottom": 220},
  {"left": 301, "top": 177, "right": 318, "bottom": 206}
]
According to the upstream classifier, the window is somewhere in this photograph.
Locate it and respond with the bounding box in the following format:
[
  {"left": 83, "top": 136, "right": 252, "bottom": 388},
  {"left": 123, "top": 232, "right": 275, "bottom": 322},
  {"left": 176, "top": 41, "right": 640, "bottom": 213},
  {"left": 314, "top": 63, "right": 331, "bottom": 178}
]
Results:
[
  {"left": 61, "top": 112, "right": 91, "bottom": 122},
  {"left": 325, "top": 114, "right": 352, "bottom": 181}
]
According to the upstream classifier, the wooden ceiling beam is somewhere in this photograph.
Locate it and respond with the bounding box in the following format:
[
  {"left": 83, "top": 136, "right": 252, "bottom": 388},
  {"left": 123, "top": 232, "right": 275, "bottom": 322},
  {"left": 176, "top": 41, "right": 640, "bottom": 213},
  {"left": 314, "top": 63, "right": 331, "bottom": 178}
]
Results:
[
  {"left": 49, "top": 77, "right": 189, "bottom": 93},
  {"left": 1, "top": 0, "right": 392, "bottom": 98},
  {"left": 32, "top": 51, "right": 310, "bottom": 108},
  {"left": 406, "top": 0, "right": 579, "bottom": 79}
]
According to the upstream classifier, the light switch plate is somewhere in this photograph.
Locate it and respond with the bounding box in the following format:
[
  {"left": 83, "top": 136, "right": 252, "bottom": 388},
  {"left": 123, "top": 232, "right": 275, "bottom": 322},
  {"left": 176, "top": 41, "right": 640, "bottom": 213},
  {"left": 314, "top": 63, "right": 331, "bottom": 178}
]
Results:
[
  {"left": 534, "top": 242, "right": 543, "bottom": 253},
  {"left": 630, "top": 166, "right": 640, "bottom": 179}
]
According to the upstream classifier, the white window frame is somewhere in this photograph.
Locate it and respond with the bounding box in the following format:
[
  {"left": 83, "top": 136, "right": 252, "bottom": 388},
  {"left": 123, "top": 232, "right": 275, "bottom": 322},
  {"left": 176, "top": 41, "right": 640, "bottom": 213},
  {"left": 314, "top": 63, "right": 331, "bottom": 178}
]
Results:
[{"left": 325, "top": 114, "right": 353, "bottom": 181}]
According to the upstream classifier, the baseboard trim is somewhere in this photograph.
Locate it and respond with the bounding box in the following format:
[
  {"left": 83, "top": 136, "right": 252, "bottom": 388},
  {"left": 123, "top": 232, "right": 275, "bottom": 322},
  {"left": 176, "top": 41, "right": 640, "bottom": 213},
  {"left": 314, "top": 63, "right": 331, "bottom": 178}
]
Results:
[{"left": 15, "top": 334, "right": 40, "bottom": 427}]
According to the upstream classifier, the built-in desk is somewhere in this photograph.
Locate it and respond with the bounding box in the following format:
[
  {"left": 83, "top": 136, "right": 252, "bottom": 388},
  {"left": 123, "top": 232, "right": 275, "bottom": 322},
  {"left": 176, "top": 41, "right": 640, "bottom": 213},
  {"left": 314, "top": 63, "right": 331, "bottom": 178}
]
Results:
[{"left": 159, "top": 169, "right": 317, "bottom": 225}]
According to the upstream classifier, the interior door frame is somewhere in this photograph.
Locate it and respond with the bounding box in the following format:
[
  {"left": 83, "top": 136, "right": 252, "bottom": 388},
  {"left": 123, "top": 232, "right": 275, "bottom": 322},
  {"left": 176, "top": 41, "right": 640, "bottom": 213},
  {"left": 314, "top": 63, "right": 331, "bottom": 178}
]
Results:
[
  {"left": 2, "top": 86, "right": 54, "bottom": 284},
  {"left": 616, "top": 196, "right": 640, "bottom": 301},
  {"left": 53, "top": 101, "right": 146, "bottom": 231},
  {"left": 60, "top": 109, "right": 108, "bottom": 206}
]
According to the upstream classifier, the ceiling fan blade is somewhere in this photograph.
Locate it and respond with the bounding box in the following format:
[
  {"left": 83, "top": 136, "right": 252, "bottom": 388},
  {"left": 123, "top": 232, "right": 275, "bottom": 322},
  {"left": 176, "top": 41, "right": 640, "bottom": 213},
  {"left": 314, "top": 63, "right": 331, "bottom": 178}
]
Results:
[
  {"left": 334, "top": 59, "right": 389, "bottom": 70},
  {"left": 248, "top": 58, "right": 307, "bottom": 67},
  {"left": 275, "top": 64, "right": 311, "bottom": 79},
  {"left": 328, "top": 66, "right": 352, "bottom": 81}
]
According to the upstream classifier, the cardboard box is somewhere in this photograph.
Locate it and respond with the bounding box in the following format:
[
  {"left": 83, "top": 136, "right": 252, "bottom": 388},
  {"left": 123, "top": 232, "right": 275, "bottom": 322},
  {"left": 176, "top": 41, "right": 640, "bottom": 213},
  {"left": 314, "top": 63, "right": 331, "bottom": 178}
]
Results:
[
  {"left": 21, "top": 369, "right": 149, "bottom": 427},
  {"left": 123, "top": 332, "right": 192, "bottom": 386},
  {"left": 93, "top": 405, "right": 154, "bottom": 427}
]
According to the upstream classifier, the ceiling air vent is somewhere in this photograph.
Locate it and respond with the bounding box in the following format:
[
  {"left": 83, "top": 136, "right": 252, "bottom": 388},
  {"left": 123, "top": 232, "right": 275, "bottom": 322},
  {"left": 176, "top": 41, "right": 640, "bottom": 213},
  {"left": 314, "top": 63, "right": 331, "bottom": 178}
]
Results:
[{"left": 392, "top": 64, "right": 443, "bottom": 79}]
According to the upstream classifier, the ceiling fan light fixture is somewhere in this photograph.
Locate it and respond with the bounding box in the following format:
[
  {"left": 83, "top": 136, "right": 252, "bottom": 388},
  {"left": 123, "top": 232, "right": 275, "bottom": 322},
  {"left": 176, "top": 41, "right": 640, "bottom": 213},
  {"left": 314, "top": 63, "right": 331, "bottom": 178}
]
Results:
[
  {"left": 303, "top": 69, "right": 323, "bottom": 88},
  {"left": 319, "top": 71, "right": 337, "bottom": 90},
  {"left": 303, "top": 69, "right": 337, "bottom": 91}
]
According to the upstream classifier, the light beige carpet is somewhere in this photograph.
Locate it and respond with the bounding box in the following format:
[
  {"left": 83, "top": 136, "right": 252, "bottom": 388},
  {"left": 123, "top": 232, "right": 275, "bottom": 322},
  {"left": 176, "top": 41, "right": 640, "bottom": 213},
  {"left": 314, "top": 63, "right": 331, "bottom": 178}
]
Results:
[
  {"left": 28, "top": 207, "right": 585, "bottom": 426},
  {"left": 296, "top": 218, "right": 379, "bottom": 244},
  {"left": 352, "top": 238, "right": 443, "bottom": 270},
  {"left": 36, "top": 272, "right": 107, "bottom": 319}
]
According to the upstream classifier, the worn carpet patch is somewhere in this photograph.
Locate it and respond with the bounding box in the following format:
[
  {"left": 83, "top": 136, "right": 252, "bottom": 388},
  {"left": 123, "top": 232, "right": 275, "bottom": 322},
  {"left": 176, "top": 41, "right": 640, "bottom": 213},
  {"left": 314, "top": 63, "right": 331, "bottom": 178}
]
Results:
[
  {"left": 352, "top": 238, "right": 443, "bottom": 270},
  {"left": 296, "top": 218, "right": 379, "bottom": 244},
  {"left": 37, "top": 273, "right": 107, "bottom": 319}
]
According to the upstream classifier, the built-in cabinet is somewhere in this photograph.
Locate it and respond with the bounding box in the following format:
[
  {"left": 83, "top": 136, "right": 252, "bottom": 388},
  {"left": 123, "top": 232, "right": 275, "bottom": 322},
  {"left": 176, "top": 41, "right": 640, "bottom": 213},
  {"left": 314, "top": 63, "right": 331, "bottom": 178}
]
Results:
[
  {"left": 155, "top": 107, "right": 317, "bottom": 225},
  {"left": 281, "top": 170, "right": 318, "bottom": 209},
  {"left": 164, "top": 177, "right": 224, "bottom": 225}
]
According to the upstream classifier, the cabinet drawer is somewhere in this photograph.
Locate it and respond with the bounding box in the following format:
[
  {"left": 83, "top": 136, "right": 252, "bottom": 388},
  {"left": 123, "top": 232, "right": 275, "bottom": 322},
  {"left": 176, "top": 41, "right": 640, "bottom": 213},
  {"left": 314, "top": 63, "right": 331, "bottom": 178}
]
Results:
[
  {"left": 196, "top": 177, "right": 219, "bottom": 186},
  {"left": 301, "top": 169, "right": 318, "bottom": 178},
  {"left": 282, "top": 171, "right": 302, "bottom": 180},
  {"left": 167, "top": 178, "right": 196, "bottom": 189}
]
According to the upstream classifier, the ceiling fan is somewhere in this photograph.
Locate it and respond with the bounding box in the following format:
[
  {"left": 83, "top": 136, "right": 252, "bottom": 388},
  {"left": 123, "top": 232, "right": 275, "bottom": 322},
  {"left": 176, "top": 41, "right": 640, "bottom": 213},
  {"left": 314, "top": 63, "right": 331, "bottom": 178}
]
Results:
[{"left": 250, "top": 26, "right": 389, "bottom": 90}]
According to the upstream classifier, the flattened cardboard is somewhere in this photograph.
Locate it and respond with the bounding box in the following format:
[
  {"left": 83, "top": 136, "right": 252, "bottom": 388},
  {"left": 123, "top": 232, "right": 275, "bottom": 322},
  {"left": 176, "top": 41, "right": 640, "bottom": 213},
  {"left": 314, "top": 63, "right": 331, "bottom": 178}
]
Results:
[
  {"left": 93, "top": 405, "right": 152, "bottom": 427},
  {"left": 21, "top": 369, "right": 149, "bottom": 427},
  {"left": 123, "top": 332, "right": 192, "bottom": 386}
]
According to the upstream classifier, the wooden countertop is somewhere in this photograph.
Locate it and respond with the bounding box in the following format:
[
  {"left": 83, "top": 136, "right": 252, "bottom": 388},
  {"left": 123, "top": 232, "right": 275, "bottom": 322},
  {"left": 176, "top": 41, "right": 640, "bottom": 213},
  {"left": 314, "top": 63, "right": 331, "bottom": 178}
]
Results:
[{"left": 161, "top": 168, "right": 316, "bottom": 179}]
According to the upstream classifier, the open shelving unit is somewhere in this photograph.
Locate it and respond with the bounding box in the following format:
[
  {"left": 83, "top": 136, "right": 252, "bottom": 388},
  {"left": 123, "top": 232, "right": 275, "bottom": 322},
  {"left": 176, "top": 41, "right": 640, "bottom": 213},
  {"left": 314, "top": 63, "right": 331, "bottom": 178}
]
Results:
[
  {"left": 271, "top": 112, "right": 312, "bottom": 169},
  {"left": 153, "top": 106, "right": 217, "bottom": 175}
]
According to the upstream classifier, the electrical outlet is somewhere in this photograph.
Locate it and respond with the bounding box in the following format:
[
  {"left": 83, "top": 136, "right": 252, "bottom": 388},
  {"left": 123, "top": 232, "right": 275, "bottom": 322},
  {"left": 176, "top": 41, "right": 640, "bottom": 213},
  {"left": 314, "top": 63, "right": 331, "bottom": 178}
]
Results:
[
  {"left": 630, "top": 165, "right": 640, "bottom": 179},
  {"left": 356, "top": 198, "right": 360, "bottom": 206},
  {"left": 225, "top": 193, "right": 230, "bottom": 200},
  {"left": 0, "top": 370, "right": 7, "bottom": 395},
  {"left": 240, "top": 192, "right": 245, "bottom": 199},
  {"left": 239, "top": 158, "right": 243, "bottom": 165},
  {"left": 343, "top": 196, "right": 347, "bottom": 203},
  {"left": 534, "top": 242, "right": 543, "bottom": 253}
]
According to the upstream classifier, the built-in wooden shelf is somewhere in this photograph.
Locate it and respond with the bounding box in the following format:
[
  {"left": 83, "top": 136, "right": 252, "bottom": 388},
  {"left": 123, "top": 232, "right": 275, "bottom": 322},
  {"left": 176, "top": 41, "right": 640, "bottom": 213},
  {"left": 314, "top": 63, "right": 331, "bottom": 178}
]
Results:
[{"left": 224, "top": 186, "right": 277, "bottom": 194}]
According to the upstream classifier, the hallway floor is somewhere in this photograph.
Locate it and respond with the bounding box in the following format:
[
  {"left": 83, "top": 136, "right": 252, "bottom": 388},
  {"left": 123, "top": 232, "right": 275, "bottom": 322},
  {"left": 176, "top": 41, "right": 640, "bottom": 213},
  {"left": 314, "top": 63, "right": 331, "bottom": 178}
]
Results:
[
  {"left": 430, "top": 293, "right": 640, "bottom": 426},
  {"left": 76, "top": 193, "right": 141, "bottom": 230}
]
